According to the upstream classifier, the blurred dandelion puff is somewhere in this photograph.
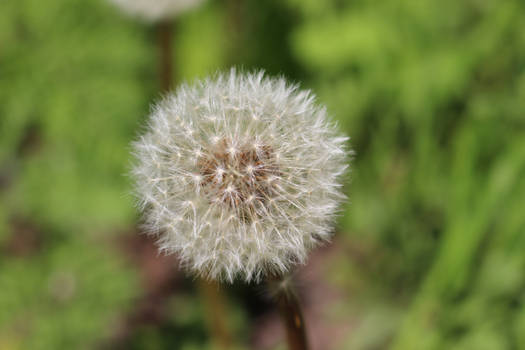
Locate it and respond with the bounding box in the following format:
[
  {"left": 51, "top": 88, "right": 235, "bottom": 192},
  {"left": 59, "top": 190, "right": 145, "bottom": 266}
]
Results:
[
  {"left": 131, "top": 69, "right": 350, "bottom": 282},
  {"left": 109, "top": 0, "right": 204, "bottom": 22}
]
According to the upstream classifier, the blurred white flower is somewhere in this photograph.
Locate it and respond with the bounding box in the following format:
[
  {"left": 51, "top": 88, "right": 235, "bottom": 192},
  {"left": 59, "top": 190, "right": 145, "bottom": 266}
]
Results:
[
  {"left": 132, "top": 69, "right": 350, "bottom": 282},
  {"left": 109, "top": 0, "right": 204, "bottom": 22}
]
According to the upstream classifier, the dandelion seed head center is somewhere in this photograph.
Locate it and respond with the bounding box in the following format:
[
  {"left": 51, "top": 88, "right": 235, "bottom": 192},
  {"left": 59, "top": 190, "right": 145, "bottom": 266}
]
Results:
[{"left": 197, "top": 137, "right": 279, "bottom": 211}]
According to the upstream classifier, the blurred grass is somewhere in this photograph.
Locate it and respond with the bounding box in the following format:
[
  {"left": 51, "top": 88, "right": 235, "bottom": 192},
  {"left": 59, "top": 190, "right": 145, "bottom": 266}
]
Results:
[
  {"left": 286, "top": 0, "right": 525, "bottom": 349},
  {"left": 1, "top": 0, "right": 525, "bottom": 349}
]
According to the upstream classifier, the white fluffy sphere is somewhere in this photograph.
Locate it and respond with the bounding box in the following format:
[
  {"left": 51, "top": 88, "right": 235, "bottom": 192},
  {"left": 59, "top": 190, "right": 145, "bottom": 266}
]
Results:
[
  {"left": 109, "top": 0, "right": 203, "bottom": 22},
  {"left": 132, "top": 70, "right": 350, "bottom": 282}
]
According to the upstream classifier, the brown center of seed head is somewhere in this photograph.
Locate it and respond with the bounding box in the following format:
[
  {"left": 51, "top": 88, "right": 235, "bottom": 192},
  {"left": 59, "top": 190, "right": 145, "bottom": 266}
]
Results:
[{"left": 197, "top": 138, "right": 280, "bottom": 217}]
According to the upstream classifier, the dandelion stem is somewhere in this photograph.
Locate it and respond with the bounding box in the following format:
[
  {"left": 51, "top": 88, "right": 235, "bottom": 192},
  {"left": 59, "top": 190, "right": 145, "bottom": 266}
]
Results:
[
  {"left": 226, "top": 0, "right": 243, "bottom": 64},
  {"left": 198, "top": 279, "right": 232, "bottom": 349},
  {"left": 272, "top": 276, "right": 309, "bottom": 350},
  {"left": 157, "top": 21, "right": 173, "bottom": 92}
]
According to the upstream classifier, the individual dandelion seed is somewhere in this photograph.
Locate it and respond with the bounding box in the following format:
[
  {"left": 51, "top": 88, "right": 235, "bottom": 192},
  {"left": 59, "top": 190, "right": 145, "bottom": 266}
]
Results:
[
  {"left": 131, "top": 69, "right": 350, "bottom": 283},
  {"left": 109, "top": 0, "right": 204, "bottom": 22}
]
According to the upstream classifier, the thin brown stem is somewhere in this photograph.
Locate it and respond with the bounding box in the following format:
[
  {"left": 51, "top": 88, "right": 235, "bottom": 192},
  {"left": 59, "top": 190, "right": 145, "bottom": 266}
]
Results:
[
  {"left": 225, "top": 0, "right": 243, "bottom": 64},
  {"left": 198, "top": 279, "right": 232, "bottom": 349},
  {"left": 271, "top": 277, "right": 309, "bottom": 350},
  {"left": 157, "top": 21, "right": 174, "bottom": 92}
]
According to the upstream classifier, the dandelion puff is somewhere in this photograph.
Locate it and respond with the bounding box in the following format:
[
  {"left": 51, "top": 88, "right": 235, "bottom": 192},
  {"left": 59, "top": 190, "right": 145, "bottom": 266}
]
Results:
[
  {"left": 109, "top": 0, "right": 204, "bottom": 22},
  {"left": 131, "top": 69, "right": 351, "bottom": 283}
]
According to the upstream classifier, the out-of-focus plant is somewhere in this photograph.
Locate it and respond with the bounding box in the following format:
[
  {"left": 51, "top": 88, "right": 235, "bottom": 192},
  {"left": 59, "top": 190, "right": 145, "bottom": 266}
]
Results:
[
  {"left": 285, "top": 0, "right": 525, "bottom": 348},
  {"left": 0, "top": 0, "right": 228, "bottom": 347},
  {"left": 108, "top": 0, "right": 205, "bottom": 23}
]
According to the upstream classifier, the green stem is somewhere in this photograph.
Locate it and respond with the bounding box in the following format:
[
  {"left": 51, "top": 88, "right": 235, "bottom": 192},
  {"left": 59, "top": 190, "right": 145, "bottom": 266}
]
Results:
[
  {"left": 199, "top": 279, "right": 232, "bottom": 349},
  {"left": 157, "top": 21, "right": 173, "bottom": 92},
  {"left": 271, "top": 276, "right": 309, "bottom": 350}
]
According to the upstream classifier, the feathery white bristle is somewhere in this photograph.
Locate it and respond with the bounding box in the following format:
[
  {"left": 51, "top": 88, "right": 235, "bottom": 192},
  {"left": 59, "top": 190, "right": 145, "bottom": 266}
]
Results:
[{"left": 132, "top": 69, "right": 351, "bottom": 282}]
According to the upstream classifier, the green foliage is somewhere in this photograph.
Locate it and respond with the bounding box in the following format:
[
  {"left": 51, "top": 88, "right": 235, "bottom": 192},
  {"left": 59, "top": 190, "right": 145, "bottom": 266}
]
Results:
[
  {"left": 0, "top": 0, "right": 232, "bottom": 348},
  {"left": 0, "top": 238, "right": 138, "bottom": 349},
  {"left": 285, "top": 0, "right": 525, "bottom": 348}
]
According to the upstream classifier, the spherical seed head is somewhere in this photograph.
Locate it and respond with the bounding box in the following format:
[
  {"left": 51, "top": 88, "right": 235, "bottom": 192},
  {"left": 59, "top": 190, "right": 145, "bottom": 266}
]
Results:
[
  {"left": 109, "top": 0, "right": 204, "bottom": 22},
  {"left": 132, "top": 69, "right": 350, "bottom": 283}
]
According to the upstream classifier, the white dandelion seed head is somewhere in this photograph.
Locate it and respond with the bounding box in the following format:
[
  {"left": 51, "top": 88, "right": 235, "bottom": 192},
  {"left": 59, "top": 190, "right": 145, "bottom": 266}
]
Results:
[
  {"left": 132, "top": 69, "right": 350, "bottom": 283},
  {"left": 109, "top": 0, "right": 204, "bottom": 22}
]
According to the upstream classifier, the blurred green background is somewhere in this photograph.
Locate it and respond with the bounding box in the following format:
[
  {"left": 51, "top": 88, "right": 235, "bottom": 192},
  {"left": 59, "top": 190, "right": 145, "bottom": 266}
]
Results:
[{"left": 1, "top": 0, "right": 525, "bottom": 349}]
